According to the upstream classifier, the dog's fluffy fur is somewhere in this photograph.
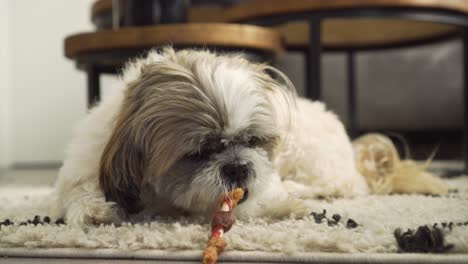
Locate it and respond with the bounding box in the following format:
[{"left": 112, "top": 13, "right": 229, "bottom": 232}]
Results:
[{"left": 51, "top": 48, "right": 447, "bottom": 227}]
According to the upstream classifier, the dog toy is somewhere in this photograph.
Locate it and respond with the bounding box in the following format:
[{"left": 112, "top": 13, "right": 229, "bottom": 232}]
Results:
[
  {"left": 202, "top": 188, "right": 244, "bottom": 264},
  {"left": 352, "top": 133, "right": 448, "bottom": 195}
]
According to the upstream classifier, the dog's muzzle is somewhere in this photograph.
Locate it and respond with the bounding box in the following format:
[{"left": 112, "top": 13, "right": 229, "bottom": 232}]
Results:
[{"left": 221, "top": 161, "right": 251, "bottom": 186}]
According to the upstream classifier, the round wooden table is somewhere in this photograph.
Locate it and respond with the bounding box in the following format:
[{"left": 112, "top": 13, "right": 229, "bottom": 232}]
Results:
[
  {"left": 64, "top": 23, "right": 283, "bottom": 107},
  {"left": 90, "top": 0, "right": 466, "bottom": 130},
  {"left": 88, "top": 0, "right": 468, "bottom": 172},
  {"left": 91, "top": 1, "right": 462, "bottom": 50}
]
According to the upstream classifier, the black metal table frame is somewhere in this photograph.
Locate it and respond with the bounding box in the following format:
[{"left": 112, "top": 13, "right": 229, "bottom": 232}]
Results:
[{"left": 233, "top": 7, "right": 468, "bottom": 172}]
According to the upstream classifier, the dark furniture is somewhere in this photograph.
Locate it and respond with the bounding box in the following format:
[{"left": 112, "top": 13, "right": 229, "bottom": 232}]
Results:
[{"left": 85, "top": 0, "right": 468, "bottom": 172}]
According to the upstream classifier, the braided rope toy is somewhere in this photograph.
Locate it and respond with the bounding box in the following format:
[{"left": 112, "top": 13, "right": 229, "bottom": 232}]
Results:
[{"left": 202, "top": 188, "right": 245, "bottom": 264}]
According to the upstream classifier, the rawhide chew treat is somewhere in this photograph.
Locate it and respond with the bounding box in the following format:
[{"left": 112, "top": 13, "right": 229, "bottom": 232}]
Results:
[{"left": 202, "top": 188, "right": 245, "bottom": 264}]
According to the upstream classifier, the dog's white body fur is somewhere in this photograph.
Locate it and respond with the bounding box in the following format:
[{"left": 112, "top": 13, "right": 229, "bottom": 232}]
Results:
[{"left": 52, "top": 49, "right": 374, "bottom": 227}]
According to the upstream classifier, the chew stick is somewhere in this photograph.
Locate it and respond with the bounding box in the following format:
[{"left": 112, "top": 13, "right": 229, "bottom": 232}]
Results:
[{"left": 202, "top": 188, "right": 245, "bottom": 264}]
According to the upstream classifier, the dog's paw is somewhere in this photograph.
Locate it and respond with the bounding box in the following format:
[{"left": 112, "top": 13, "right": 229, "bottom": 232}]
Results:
[
  {"left": 66, "top": 198, "right": 120, "bottom": 228},
  {"left": 259, "top": 198, "right": 310, "bottom": 219}
]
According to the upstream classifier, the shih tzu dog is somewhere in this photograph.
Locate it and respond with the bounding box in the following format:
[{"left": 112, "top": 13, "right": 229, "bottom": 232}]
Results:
[{"left": 52, "top": 47, "right": 448, "bottom": 227}]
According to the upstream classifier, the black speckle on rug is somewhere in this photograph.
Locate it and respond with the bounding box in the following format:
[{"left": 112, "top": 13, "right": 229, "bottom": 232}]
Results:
[
  {"left": 310, "top": 210, "right": 358, "bottom": 229},
  {"left": 0, "top": 216, "right": 66, "bottom": 228},
  {"left": 311, "top": 209, "right": 327, "bottom": 224},
  {"left": 0, "top": 219, "right": 13, "bottom": 227},
  {"left": 346, "top": 219, "right": 358, "bottom": 229},
  {"left": 394, "top": 225, "right": 454, "bottom": 253},
  {"left": 55, "top": 218, "right": 66, "bottom": 225}
]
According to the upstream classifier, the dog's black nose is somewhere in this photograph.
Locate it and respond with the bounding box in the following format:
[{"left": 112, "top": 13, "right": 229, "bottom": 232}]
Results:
[{"left": 221, "top": 162, "right": 250, "bottom": 184}]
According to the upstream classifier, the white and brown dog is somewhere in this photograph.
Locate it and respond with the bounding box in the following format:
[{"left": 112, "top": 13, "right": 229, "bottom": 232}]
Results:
[{"left": 51, "top": 48, "right": 448, "bottom": 227}]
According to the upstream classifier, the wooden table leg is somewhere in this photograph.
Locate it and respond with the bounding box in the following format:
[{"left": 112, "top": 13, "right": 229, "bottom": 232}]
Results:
[
  {"left": 347, "top": 50, "right": 358, "bottom": 138},
  {"left": 86, "top": 65, "right": 101, "bottom": 108},
  {"left": 305, "top": 17, "right": 322, "bottom": 101},
  {"left": 463, "top": 29, "right": 468, "bottom": 173}
]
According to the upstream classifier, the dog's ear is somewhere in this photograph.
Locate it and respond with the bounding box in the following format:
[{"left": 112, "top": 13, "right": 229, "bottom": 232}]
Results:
[
  {"left": 255, "top": 65, "right": 296, "bottom": 98},
  {"left": 253, "top": 64, "right": 297, "bottom": 122},
  {"left": 99, "top": 108, "right": 145, "bottom": 215}
]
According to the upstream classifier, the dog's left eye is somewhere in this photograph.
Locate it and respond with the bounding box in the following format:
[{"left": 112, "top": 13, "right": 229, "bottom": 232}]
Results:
[{"left": 247, "top": 136, "right": 262, "bottom": 147}]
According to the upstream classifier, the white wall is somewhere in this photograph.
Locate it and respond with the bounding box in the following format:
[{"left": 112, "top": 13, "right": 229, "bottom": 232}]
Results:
[
  {"left": 1, "top": 0, "right": 121, "bottom": 166},
  {"left": 0, "top": 0, "right": 11, "bottom": 168},
  {"left": 8, "top": 0, "right": 95, "bottom": 164}
]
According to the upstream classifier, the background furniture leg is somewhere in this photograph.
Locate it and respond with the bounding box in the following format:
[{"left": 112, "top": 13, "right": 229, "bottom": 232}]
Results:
[
  {"left": 87, "top": 65, "right": 101, "bottom": 108},
  {"left": 347, "top": 50, "right": 358, "bottom": 138},
  {"left": 305, "top": 17, "right": 322, "bottom": 100},
  {"left": 463, "top": 29, "right": 468, "bottom": 172}
]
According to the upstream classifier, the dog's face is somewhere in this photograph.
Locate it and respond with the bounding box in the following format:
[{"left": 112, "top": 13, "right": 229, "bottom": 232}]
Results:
[{"left": 99, "top": 48, "right": 294, "bottom": 215}]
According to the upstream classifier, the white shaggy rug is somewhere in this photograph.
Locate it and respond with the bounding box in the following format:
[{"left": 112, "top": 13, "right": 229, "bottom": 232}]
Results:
[{"left": 0, "top": 176, "right": 468, "bottom": 262}]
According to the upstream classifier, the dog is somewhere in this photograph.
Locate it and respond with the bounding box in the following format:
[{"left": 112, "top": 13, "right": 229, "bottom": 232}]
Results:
[{"left": 51, "top": 47, "right": 448, "bottom": 227}]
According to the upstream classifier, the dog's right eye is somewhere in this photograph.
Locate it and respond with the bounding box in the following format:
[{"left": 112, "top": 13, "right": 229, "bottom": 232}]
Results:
[
  {"left": 187, "top": 152, "right": 205, "bottom": 161},
  {"left": 188, "top": 140, "right": 226, "bottom": 161},
  {"left": 247, "top": 136, "right": 262, "bottom": 147}
]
